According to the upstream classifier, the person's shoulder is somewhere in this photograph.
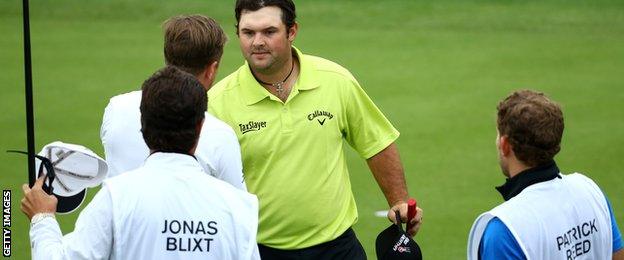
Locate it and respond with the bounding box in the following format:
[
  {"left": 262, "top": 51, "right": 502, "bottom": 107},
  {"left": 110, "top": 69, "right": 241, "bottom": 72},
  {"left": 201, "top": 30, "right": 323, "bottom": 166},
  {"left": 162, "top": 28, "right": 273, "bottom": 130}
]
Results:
[
  {"left": 210, "top": 73, "right": 236, "bottom": 95},
  {"left": 303, "top": 54, "right": 357, "bottom": 82},
  {"left": 108, "top": 90, "right": 141, "bottom": 107},
  {"left": 481, "top": 217, "right": 526, "bottom": 260},
  {"left": 102, "top": 90, "right": 141, "bottom": 135},
  {"left": 489, "top": 193, "right": 536, "bottom": 218},
  {"left": 103, "top": 167, "right": 145, "bottom": 191},
  {"left": 200, "top": 112, "right": 237, "bottom": 143},
  {"left": 564, "top": 172, "right": 597, "bottom": 184},
  {"left": 484, "top": 217, "right": 511, "bottom": 234},
  {"left": 210, "top": 65, "right": 246, "bottom": 99},
  {"left": 562, "top": 172, "right": 605, "bottom": 195},
  {"left": 202, "top": 112, "right": 235, "bottom": 134}
]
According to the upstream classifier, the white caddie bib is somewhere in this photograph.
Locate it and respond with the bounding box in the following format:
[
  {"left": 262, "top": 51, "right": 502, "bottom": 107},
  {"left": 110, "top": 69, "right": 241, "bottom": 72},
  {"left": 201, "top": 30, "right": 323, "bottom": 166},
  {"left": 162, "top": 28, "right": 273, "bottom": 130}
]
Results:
[
  {"left": 468, "top": 173, "right": 612, "bottom": 260},
  {"left": 105, "top": 153, "right": 259, "bottom": 260}
]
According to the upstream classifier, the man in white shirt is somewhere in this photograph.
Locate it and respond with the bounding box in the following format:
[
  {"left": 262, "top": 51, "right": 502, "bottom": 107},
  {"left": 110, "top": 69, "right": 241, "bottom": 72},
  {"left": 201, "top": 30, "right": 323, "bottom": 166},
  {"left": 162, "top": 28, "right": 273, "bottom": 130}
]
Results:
[
  {"left": 100, "top": 15, "right": 245, "bottom": 190},
  {"left": 467, "top": 90, "right": 623, "bottom": 260},
  {"left": 22, "top": 66, "right": 260, "bottom": 260}
]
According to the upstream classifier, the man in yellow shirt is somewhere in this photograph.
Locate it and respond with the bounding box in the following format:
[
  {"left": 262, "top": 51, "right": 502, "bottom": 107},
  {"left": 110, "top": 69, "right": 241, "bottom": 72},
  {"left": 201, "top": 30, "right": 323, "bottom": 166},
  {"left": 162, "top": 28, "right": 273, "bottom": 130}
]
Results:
[{"left": 209, "top": 0, "right": 423, "bottom": 258}]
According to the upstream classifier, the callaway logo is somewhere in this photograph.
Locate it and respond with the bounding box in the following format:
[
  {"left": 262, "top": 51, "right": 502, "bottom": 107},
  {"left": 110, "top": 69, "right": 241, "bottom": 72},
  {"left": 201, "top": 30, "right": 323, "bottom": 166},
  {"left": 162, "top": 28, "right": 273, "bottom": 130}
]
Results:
[
  {"left": 307, "top": 110, "right": 334, "bottom": 125},
  {"left": 239, "top": 121, "right": 267, "bottom": 134},
  {"left": 393, "top": 234, "right": 411, "bottom": 253}
]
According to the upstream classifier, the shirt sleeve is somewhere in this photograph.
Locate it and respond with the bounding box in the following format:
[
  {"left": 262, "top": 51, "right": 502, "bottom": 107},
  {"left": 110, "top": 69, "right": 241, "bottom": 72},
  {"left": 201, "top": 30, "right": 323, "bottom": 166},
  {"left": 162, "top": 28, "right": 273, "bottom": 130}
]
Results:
[
  {"left": 606, "top": 196, "right": 623, "bottom": 252},
  {"left": 342, "top": 78, "right": 399, "bottom": 159},
  {"left": 214, "top": 130, "right": 247, "bottom": 191},
  {"left": 100, "top": 99, "right": 120, "bottom": 178},
  {"left": 100, "top": 100, "right": 112, "bottom": 155},
  {"left": 30, "top": 187, "right": 114, "bottom": 260},
  {"left": 478, "top": 217, "right": 526, "bottom": 260}
]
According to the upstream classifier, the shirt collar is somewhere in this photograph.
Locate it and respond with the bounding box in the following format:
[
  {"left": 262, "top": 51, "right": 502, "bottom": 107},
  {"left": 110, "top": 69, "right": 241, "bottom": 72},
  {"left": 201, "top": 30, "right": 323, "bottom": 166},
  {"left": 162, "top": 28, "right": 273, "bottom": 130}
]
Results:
[
  {"left": 240, "top": 46, "right": 320, "bottom": 106},
  {"left": 292, "top": 46, "right": 320, "bottom": 91},
  {"left": 495, "top": 160, "right": 561, "bottom": 201},
  {"left": 144, "top": 152, "right": 200, "bottom": 170}
]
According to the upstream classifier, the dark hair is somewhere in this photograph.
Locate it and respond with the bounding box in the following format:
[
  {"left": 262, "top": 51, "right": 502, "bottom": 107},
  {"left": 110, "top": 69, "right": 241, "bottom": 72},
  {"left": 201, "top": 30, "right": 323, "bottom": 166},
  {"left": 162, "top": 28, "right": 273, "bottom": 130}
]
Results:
[
  {"left": 140, "top": 66, "right": 206, "bottom": 153},
  {"left": 235, "top": 0, "right": 296, "bottom": 32},
  {"left": 497, "top": 90, "right": 564, "bottom": 167},
  {"left": 163, "top": 15, "right": 227, "bottom": 76}
]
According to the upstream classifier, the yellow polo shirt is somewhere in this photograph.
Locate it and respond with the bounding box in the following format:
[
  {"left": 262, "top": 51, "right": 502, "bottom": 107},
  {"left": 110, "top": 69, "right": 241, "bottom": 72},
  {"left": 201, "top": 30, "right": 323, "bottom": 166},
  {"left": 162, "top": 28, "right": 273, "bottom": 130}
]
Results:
[{"left": 208, "top": 47, "right": 399, "bottom": 249}]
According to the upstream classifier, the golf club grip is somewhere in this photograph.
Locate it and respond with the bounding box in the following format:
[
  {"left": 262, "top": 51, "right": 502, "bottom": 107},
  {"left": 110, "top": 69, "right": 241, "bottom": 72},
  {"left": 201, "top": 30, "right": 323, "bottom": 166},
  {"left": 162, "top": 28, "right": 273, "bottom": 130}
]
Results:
[{"left": 407, "top": 198, "right": 417, "bottom": 231}]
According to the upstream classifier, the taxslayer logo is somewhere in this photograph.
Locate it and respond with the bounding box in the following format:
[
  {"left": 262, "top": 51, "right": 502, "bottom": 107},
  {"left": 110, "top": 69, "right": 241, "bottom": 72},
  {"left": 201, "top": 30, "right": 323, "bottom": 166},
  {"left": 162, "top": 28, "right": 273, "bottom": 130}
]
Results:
[
  {"left": 307, "top": 110, "right": 333, "bottom": 125},
  {"left": 239, "top": 121, "right": 267, "bottom": 134}
]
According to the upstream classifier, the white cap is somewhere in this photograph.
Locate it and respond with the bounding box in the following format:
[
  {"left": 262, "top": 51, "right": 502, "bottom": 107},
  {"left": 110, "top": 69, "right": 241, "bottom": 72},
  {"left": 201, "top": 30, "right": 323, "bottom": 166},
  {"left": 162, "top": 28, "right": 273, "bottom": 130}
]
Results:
[{"left": 34, "top": 141, "right": 108, "bottom": 213}]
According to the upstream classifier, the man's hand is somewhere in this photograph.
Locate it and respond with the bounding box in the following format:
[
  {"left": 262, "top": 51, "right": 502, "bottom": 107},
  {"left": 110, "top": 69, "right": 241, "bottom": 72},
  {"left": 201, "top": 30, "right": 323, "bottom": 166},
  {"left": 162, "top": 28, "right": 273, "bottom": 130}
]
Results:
[
  {"left": 387, "top": 201, "right": 423, "bottom": 237},
  {"left": 21, "top": 175, "right": 57, "bottom": 220}
]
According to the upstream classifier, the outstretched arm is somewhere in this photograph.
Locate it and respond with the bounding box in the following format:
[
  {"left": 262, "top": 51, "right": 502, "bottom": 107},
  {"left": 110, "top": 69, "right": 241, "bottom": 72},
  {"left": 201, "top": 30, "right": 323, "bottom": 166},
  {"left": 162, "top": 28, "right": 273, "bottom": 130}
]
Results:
[
  {"left": 367, "top": 142, "right": 422, "bottom": 236},
  {"left": 23, "top": 176, "right": 113, "bottom": 259}
]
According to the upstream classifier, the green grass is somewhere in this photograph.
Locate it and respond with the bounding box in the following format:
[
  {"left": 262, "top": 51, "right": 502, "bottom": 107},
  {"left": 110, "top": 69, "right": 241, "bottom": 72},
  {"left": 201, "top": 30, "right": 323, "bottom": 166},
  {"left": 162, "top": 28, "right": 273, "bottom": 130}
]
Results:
[{"left": 1, "top": 0, "right": 623, "bottom": 259}]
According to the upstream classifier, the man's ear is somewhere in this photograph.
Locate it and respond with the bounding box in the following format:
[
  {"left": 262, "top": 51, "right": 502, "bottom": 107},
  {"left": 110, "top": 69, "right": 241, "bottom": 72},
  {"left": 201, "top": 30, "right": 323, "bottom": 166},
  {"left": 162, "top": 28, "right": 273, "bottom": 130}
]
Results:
[
  {"left": 287, "top": 22, "right": 298, "bottom": 42},
  {"left": 207, "top": 60, "right": 219, "bottom": 81},
  {"left": 198, "top": 61, "right": 219, "bottom": 90},
  {"left": 499, "top": 135, "right": 512, "bottom": 157}
]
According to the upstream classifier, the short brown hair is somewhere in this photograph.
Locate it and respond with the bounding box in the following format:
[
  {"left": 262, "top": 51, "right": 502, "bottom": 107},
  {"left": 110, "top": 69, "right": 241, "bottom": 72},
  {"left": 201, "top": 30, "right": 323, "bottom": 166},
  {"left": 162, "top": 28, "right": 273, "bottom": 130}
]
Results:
[
  {"left": 163, "top": 15, "right": 227, "bottom": 75},
  {"left": 235, "top": 0, "right": 296, "bottom": 32},
  {"left": 140, "top": 66, "right": 206, "bottom": 153},
  {"left": 497, "top": 90, "right": 564, "bottom": 167}
]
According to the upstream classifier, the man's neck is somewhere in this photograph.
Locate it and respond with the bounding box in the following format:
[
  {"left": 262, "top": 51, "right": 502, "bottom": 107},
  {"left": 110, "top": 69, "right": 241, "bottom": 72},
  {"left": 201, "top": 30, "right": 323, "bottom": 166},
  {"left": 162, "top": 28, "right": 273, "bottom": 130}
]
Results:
[
  {"left": 252, "top": 53, "right": 300, "bottom": 102},
  {"left": 253, "top": 54, "right": 295, "bottom": 84},
  {"left": 149, "top": 149, "right": 195, "bottom": 155},
  {"left": 197, "top": 77, "right": 211, "bottom": 92},
  {"left": 507, "top": 161, "right": 531, "bottom": 178},
  {"left": 496, "top": 160, "right": 560, "bottom": 201}
]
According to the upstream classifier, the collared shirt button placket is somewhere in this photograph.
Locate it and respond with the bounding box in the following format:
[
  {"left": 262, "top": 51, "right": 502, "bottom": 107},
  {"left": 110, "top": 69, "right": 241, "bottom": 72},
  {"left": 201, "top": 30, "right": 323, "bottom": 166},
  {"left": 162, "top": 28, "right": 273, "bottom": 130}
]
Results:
[{"left": 280, "top": 105, "right": 294, "bottom": 133}]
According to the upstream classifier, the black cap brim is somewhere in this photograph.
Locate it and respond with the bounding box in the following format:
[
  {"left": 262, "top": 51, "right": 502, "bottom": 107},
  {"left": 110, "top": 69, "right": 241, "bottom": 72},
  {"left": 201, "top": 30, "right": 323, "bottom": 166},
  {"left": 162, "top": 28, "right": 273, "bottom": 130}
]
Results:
[{"left": 42, "top": 182, "right": 87, "bottom": 214}]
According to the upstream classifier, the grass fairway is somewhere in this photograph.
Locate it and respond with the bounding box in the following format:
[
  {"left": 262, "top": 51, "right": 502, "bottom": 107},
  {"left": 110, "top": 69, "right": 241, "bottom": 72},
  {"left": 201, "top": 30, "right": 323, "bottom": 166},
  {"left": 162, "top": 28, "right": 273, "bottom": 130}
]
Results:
[{"left": 1, "top": 0, "right": 623, "bottom": 259}]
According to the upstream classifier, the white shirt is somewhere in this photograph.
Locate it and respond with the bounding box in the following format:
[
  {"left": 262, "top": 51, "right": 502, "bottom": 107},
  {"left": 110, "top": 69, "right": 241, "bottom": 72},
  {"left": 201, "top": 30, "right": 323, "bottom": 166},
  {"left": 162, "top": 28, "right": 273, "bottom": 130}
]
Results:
[
  {"left": 468, "top": 173, "right": 613, "bottom": 260},
  {"left": 30, "top": 152, "right": 260, "bottom": 260},
  {"left": 100, "top": 91, "right": 245, "bottom": 190}
]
